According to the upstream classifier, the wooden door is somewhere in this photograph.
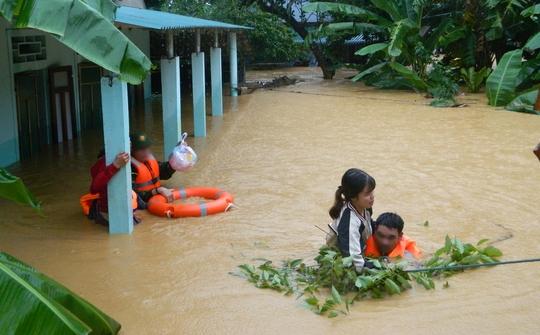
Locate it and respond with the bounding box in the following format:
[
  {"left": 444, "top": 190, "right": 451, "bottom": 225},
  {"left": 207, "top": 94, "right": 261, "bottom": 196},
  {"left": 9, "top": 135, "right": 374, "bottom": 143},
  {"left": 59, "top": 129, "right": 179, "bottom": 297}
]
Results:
[
  {"left": 14, "top": 71, "right": 47, "bottom": 160},
  {"left": 78, "top": 63, "right": 103, "bottom": 131},
  {"left": 49, "top": 66, "right": 76, "bottom": 143}
]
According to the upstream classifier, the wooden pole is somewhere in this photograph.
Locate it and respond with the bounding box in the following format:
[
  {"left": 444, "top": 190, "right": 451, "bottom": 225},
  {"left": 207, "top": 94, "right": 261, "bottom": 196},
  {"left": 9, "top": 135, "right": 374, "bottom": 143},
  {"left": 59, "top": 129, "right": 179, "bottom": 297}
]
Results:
[{"left": 534, "top": 88, "right": 540, "bottom": 111}]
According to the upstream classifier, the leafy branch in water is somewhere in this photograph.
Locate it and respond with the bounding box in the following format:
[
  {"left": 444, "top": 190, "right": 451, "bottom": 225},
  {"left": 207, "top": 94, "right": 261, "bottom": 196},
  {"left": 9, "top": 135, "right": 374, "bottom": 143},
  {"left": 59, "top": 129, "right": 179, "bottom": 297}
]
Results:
[
  {"left": 423, "top": 236, "right": 502, "bottom": 276},
  {"left": 236, "top": 236, "right": 502, "bottom": 317}
]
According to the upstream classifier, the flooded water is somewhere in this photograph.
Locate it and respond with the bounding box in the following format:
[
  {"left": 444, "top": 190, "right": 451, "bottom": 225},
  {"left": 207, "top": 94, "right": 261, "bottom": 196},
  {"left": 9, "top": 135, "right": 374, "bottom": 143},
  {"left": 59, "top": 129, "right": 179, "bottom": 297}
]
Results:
[{"left": 1, "top": 67, "right": 540, "bottom": 334}]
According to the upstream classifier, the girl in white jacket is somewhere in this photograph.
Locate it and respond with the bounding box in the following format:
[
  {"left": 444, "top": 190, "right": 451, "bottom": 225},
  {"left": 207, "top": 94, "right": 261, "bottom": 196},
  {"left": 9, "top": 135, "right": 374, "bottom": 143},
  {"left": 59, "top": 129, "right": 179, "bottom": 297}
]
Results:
[{"left": 328, "top": 168, "right": 376, "bottom": 273}]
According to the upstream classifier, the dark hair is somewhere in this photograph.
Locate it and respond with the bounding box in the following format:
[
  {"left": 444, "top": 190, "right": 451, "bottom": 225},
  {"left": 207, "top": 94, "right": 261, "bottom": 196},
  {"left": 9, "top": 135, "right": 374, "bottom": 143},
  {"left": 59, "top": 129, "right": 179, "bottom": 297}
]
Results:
[
  {"left": 329, "top": 168, "right": 376, "bottom": 219},
  {"left": 375, "top": 212, "right": 404, "bottom": 234}
]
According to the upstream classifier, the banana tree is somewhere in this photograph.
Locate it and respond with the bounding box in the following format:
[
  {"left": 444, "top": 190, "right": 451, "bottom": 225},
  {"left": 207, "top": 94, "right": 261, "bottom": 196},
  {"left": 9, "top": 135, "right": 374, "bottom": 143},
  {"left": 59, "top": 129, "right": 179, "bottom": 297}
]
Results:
[
  {"left": 486, "top": 4, "right": 540, "bottom": 110},
  {"left": 0, "top": 0, "right": 152, "bottom": 84},
  {"left": 304, "top": 1, "right": 466, "bottom": 91}
]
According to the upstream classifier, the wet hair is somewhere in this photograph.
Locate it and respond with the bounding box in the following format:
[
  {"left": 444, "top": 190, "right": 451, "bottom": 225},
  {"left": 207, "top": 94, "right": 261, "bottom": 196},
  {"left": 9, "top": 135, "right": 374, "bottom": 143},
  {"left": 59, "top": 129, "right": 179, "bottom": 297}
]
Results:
[
  {"left": 375, "top": 212, "right": 404, "bottom": 235},
  {"left": 329, "top": 168, "right": 376, "bottom": 219}
]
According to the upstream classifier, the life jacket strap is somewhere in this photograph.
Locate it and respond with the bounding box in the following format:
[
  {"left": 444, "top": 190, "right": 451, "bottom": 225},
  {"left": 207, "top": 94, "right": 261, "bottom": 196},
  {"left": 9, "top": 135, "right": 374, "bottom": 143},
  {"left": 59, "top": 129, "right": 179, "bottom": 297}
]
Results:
[{"left": 133, "top": 177, "right": 160, "bottom": 190}]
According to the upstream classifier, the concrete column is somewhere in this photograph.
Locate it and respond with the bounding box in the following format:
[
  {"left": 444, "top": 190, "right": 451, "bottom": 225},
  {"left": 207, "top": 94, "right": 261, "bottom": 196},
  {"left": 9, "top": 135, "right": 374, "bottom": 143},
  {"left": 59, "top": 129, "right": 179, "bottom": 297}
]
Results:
[
  {"left": 101, "top": 77, "right": 133, "bottom": 234},
  {"left": 210, "top": 34, "right": 223, "bottom": 116},
  {"left": 192, "top": 30, "right": 206, "bottom": 137},
  {"left": 229, "top": 32, "right": 238, "bottom": 97},
  {"left": 161, "top": 57, "right": 181, "bottom": 157}
]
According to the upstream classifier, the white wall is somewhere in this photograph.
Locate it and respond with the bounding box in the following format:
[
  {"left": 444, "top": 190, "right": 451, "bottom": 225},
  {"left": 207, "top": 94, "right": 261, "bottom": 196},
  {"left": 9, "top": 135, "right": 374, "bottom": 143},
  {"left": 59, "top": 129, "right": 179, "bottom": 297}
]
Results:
[
  {"left": 121, "top": 27, "right": 152, "bottom": 98},
  {"left": 0, "top": 19, "right": 79, "bottom": 167}
]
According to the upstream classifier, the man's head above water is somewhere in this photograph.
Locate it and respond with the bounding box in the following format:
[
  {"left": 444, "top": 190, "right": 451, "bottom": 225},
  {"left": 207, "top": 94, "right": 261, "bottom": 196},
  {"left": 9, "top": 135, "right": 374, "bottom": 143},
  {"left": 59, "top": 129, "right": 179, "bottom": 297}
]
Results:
[
  {"left": 130, "top": 132, "right": 153, "bottom": 162},
  {"left": 373, "top": 212, "right": 404, "bottom": 256}
]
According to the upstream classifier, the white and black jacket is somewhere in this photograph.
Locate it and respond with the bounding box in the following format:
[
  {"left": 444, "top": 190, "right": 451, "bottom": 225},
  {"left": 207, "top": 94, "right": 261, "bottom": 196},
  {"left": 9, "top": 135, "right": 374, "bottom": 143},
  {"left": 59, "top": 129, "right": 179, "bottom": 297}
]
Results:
[{"left": 329, "top": 203, "right": 373, "bottom": 272}]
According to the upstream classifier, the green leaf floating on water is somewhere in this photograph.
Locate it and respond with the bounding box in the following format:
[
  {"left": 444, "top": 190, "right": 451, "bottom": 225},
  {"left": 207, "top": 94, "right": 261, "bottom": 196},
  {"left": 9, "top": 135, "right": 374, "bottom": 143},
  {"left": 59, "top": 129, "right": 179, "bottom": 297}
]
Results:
[
  {"left": 236, "top": 237, "right": 503, "bottom": 317},
  {"left": 0, "top": 168, "right": 41, "bottom": 213},
  {"left": 0, "top": 252, "right": 121, "bottom": 334}
]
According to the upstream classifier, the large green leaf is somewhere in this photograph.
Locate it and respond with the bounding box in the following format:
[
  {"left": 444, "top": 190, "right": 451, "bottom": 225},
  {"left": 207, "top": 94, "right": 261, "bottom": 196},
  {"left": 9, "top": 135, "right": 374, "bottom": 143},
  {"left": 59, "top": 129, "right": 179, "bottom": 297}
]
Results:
[
  {"left": 524, "top": 32, "right": 540, "bottom": 52},
  {"left": 521, "top": 4, "right": 540, "bottom": 17},
  {"left": 486, "top": 49, "right": 523, "bottom": 106},
  {"left": 351, "top": 62, "right": 388, "bottom": 82},
  {"left": 324, "top": 22, "right": 383, "bottom": 34},
  {"left": 303, "top": 2, "right": 377, "bottom": 19},
  {"left": 0, "top": 252, "right": 121, "bottom": 334},
  {"left": 355, "top": 42, "right": 388, "bottom": 56},
  {"left": 0, "top": 0, "right": 151, "bottom": 84},
  {"left": 0, "top": 168, "right": 41, "bottom": 212},
  {"left": 505, "top": 90, "right": 540, "bottom": 115},
  {"left": 389, "top": 61, "right": 428, "bottom": 90},
  {"left": 370, "top": 0, "right": 403, "bottom": 22},
  {"left": 387, "top": 19, "right": 414, "bottom": 57}
]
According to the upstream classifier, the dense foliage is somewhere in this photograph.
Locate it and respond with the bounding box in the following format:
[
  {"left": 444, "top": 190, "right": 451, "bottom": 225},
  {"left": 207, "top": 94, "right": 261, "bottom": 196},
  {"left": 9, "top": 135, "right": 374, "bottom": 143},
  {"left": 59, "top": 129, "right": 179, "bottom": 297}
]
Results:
[
  {"left": 237, "top": 236, "right": 502, "bottom": 317},
  {"left": 303, "top": 1, "right": 540, "bottom": 111},
  {"left": 160, "top": 0, "right": 304, "bottom": 63}
]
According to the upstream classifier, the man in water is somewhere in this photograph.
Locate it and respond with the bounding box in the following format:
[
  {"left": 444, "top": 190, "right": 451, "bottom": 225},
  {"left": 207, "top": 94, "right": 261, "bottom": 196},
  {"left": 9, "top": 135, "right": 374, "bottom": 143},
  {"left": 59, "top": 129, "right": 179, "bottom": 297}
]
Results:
[
  {"left": 130, "top": 132, "right": 176, "bottom": 206},
  {"left": 365, "top": 212, "right": 421, "bottom": 259}
]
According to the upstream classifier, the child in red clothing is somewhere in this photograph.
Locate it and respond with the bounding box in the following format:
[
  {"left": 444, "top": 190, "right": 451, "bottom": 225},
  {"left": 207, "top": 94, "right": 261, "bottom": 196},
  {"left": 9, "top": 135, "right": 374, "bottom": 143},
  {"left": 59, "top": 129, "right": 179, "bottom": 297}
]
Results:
[{"left": 88, "top": 150, "right": 141, "bottom": 225}]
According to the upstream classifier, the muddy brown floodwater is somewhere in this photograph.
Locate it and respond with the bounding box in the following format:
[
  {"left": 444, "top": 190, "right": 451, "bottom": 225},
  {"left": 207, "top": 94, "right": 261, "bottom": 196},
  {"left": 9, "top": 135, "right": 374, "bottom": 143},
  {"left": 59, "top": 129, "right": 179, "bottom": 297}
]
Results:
[{"left": 1, "top": 67, "right": 540, "bottom": 335}]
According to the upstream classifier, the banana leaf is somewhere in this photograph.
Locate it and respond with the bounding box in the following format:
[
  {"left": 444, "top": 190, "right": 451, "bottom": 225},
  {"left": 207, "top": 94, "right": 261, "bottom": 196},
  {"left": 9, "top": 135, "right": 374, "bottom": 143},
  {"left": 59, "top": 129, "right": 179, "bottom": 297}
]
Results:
[
  {"left": 351, "top": 62, "right": 388, "bottom": 82},
  {"left": 0, "top": 168, "right": 40, "bottom": 212},
  {"left": 521, "top": 4, "right": 540, "bottom": 17},
  {"left": 324, "top": 22, "right": 383, "bottom": 33},
  {"left": 505, "top": 90, "right": 540, "bottom": 115},
  {"left": 0, "top": 0, "right": 151, "bottom": 84},
  {"left": 0, "top": 252, "right": 121, "bottom": 335},
  {"left": 303, "top": 2, "right": 377, "bottom": 19},
  {"left": 524, "top": 32, "right": 540, "bottom": 52},
  {"left": 355, "top": 42, "right": 388, "bottom": 56},
  {"left": 387, "top": 19, "right": 414, "bottom": 57},
  {"left": 370, "top": 0, "right": 403, "bottom": 22},
  {"left": 389, "top": 62, "right": 428, "bottom": 91},
  {"left": 486, "top": 49, "right": 523, "bottom": 106}
]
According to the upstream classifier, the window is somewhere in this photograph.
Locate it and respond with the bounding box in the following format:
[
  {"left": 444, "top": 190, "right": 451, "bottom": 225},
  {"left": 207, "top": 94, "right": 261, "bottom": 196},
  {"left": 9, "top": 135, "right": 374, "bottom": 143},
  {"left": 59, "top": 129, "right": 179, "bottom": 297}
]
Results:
[{"left": 12, "top": 35, "right": 47, "bottom": 64}]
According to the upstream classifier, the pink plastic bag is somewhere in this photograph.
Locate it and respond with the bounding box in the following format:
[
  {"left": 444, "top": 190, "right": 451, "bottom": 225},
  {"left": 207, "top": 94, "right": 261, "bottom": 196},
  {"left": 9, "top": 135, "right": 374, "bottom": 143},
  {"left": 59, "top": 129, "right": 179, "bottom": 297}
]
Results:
[{"left": 168, "top": 133, "right": 197, "bottom": 171}]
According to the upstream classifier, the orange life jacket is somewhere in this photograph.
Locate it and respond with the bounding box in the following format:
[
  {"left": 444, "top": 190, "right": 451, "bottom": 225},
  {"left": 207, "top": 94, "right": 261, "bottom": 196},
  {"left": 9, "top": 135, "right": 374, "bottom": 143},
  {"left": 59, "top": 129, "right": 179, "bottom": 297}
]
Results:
[
  {"left": 80, "top": 191, "right": 138, "bottom": 216},
  {"left": 365, "top": 235, "right": 421, "bottom": 259},
  {"left": 131, "top": 155, "right": 161, "bottom": 192}
]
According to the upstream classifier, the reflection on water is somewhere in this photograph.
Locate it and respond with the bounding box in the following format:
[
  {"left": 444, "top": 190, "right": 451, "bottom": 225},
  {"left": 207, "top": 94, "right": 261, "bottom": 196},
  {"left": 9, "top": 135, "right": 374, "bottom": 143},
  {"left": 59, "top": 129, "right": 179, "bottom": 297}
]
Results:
[{"left": 1, "top": 67, "right": 540, "bottom": 335}]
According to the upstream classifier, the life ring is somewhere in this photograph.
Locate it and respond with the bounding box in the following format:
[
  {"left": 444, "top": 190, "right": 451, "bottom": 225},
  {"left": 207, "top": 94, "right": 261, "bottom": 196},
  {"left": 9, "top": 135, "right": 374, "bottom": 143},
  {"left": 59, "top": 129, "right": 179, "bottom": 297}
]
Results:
[{"left": 147, "top": 187, "right": 234, "bottom": 218}]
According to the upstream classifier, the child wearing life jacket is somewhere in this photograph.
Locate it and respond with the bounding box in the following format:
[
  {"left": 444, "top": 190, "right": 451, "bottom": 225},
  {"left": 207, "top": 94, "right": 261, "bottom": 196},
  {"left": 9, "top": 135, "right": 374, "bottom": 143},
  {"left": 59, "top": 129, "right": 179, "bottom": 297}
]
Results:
[
  {"left": 129, "top": 132, "right": 176, "bottom": 207},
  {"left": 86, "top": 150, "right": 141, "bottom": 226},
  {"left": 327, "top": 168, "right": 376, "bottom": 273},
  {"left": 365, "top": 212, "right": 421, "bottom": 260}
]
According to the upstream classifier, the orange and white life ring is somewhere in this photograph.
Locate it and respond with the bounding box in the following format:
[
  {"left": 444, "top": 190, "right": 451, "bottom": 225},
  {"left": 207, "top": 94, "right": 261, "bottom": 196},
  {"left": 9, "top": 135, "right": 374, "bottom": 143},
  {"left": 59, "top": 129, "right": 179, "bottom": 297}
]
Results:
[{"left": 147, "top": 187, "right": 234, "bottom": 218}]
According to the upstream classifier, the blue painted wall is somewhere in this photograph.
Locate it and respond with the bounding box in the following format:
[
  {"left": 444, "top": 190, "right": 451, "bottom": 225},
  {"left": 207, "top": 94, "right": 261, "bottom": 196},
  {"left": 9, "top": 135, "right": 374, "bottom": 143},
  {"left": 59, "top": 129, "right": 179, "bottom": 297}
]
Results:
[{"left": 0, "top": 19, "right": 19, "bottom": 167}]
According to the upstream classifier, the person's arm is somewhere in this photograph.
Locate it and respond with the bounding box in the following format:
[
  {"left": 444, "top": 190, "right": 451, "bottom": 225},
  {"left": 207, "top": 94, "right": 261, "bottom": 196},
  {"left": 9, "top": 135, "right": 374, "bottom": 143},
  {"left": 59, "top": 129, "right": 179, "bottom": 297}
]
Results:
[
  {"left": 534, "top": 142, "right": 540, "bottom": 161},
  {"left": 348, "top": 221, "right": 367, "bottom": 272},
  {"left": 336, "top": 209, "right": 367, "bottom": 273},
  {"left": 90, "top": 152, "right": 128, "bottom": 194},
  {"left": 158, "top": 161, "right": 176, "bottom": 180},
  {"left": 90, "top": 163, "right": 118, "bottom": 194}
]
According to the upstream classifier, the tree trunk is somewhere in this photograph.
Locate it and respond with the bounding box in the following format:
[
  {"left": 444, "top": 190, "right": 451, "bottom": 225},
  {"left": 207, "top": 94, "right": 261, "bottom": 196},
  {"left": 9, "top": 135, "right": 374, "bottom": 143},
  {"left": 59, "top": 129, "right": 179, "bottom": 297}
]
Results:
[
  {"left": 535, "top": 89, "right": 540, "bottom": 111},
  {"left": 310, "top": 44, "right": 335, "bottom": 80},
  {"left": 251, "top": 0, "right": 336, "bottom": 80}
]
